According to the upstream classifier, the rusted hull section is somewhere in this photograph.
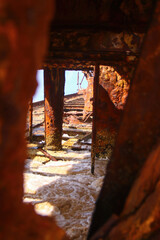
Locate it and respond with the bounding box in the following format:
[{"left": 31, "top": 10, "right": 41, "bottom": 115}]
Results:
[
  {"left": 44, "top": 68, "right": 65, "bottom": 150},
  {"left": 88, "top": 1, "right": 160, "bottom": 238}
]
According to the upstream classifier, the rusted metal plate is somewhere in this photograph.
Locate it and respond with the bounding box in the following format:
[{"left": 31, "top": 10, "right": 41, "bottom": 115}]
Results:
[{"left": 88, "top": 0, "right": 159, "bottom": 238}]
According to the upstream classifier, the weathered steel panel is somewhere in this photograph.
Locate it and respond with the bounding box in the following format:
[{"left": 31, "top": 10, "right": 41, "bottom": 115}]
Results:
[{"left": 88, "top": 1, "right": 160, "bottom": 238}]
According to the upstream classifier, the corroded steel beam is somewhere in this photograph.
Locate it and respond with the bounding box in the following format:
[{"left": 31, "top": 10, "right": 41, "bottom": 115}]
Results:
[
  {"left": 45, "top": 53, "right": 137, "bottom": 68},
  {"left": 43, "top": 61, "right": 94, "bottom": 71},
  {"left": 50, "top": 30, "right": 143, "bottom": 54},
  {"left": 91, "top": 64, "right": 99, "bottom": 174},
  {"left": 45, "top": 29, "right": 143, "bottom": 69},
  {"left": 44, "top": 68, "right": 65, "bottom": 150}
]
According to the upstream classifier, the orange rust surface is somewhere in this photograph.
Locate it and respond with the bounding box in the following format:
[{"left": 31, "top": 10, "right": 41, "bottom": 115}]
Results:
[
  {"left": 0, "top": 0, "right": 67, "bottom": 239},
  {"left": 84, "top": 66, "right": 128, "bottom": 131},
  {"left": 96, "top": 85, "right": 122, "bottom": 132},
  {"left": 99, "top": 66, "right": 129, "bottom": 110},
  {"left": 84, "top": 66, "right": 128, "bottom": 156},
  {"left": 29, "top": 99, "right": 33, "bottom": 141},
  {"left": 0, "top": 0, "right": 159, "bottom": 239},
  {"left": 88, "top": 1, "right": 160, "bottom": 238},
  {"left": 83, "top": 75, "right": 94, "bottom": 117},
  {"left": 107, "top": 144, "right": 160, "bottom": 240},
  {"left": 95, "top": 85, "right": 123, "bottom": 156},
  {"left": 90, "top": 144, "right": 160, "bottom": 240}
]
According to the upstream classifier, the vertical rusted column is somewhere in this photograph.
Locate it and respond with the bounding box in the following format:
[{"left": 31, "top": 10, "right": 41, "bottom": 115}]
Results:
[
  {"left": 29, "top": 98, "right": 33, "bottom": 142},
  {"left": 91, "top": 64, "right": 99, "bottom": 174},
  {"left": 44, "top": 67, "right": 65, "bottom": 150}
]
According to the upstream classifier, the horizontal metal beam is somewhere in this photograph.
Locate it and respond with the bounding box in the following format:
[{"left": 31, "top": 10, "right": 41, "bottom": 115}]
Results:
[
  {"left": 45, "top": 29, "right": 143, "bottom": 67},
  {"left": 44, "top": 55, "right": 137, "bottom": 72},
  {"left": 43, "top": 61, "right": 94, "bottom": 70},
  {"left": 49, "top": 29, "right": 144, "bottom": 54}
]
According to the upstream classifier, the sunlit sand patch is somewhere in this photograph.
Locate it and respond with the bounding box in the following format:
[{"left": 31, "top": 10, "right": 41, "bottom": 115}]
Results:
[
  {"left": 35, "top": 161, "right": 76, "bottom": 175},
  {"left": 24, "top": 148, "right": 108, "bottom": 240},
  {"left": 23, "top": 197, "right": 42, "bottom": 202},
  {"left": 34, "top": 202, "right": 55, "bottom": 217},
  {"left": 23, "top": 173, "right": 61, "bottom": 194}
]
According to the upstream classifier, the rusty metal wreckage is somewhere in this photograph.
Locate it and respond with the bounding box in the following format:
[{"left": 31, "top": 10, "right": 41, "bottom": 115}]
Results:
[
  {"left": 28, "top": 0, "right": 157, "bottom": 177},
  {"left": 29, "top": 0, "right": 152, "bottom": 175},
  {"left": 1, "top": 0, "right": 160, "bottom": 239}
]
